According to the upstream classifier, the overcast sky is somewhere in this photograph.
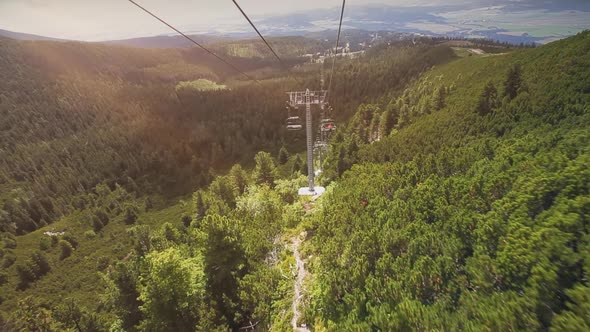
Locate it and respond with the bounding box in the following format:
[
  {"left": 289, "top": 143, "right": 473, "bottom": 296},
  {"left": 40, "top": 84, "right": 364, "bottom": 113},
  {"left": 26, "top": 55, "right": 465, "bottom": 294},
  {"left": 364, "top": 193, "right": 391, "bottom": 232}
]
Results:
[{"left": 0, "top": 0, "right": 489, "bottom": 41}]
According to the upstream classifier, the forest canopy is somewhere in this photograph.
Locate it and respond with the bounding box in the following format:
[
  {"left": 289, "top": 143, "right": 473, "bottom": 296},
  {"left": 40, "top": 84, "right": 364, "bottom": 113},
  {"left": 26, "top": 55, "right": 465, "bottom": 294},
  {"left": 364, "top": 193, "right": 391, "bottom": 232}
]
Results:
[{"left": 0, "top": 29, "right": 589, "bottom": 331}]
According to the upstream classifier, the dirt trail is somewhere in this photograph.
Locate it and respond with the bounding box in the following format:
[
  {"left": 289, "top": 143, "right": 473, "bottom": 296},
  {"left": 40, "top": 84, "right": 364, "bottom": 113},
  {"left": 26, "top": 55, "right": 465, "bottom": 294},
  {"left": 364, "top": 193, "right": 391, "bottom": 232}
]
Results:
[
  {"left": 469, "top": 48, "right": 485, "bottom": 55},
  {"left": 291, "top": 232, "right": 310, "bottom": 332}
]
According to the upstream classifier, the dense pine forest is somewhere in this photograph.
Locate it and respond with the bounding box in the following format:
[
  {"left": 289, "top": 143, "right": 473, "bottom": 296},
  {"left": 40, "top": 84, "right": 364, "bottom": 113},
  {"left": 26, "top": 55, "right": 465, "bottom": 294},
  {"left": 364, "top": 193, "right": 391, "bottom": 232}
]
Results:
[
  {"left": 0, "top": 28, "right": 588, "bottom": 331},
  {"left": 311, "top": 31, "right": 590, "bottom": 331}
]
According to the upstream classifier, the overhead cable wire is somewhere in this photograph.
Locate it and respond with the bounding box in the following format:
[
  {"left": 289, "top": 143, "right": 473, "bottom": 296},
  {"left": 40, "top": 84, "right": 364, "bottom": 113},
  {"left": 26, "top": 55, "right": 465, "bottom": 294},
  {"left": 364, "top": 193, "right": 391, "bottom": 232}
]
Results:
[
  {"left": 232, "top": 0, "right": 283, "bottom": 65},
  {"left": 231, "top": 0, "right": 304, "bottom": 85},
  {"left": 326, "top": 0, "right": 346, "bottom": 101},
  {"left": 127, "top": 0, "right": 260, "bottom": 84}
]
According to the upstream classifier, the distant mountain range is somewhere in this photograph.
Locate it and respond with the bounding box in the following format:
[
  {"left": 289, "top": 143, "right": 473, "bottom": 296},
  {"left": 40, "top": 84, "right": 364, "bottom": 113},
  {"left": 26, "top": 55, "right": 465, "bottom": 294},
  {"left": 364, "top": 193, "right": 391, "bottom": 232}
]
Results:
[
  {"left": 254, "top": 1, "right": 590, "bottom": 45},
  {"left": 0, "top": 28, "right": 236, "bottom": 49},
  {"left": 0, "top": 29, "right": 66, "bottom": 42},
  {"left": 103, "top": 35, "right": 236, "bottom": 49},
  {"left": 1, "top": 1, "right": 588, "bottom": 47}
]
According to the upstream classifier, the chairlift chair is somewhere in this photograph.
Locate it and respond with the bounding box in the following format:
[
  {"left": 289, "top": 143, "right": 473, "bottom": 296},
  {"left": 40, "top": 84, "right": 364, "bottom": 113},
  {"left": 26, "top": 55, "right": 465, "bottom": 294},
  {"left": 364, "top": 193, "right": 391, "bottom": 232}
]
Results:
[
  {"left": 320, "top": 118, "right": 336, "bottom": 132},
  {"left": 286, "top": 116, "right": 303, "bottom": 131},
  {"left": 285, "top": 104, "right": 303, "bottom": 131}
]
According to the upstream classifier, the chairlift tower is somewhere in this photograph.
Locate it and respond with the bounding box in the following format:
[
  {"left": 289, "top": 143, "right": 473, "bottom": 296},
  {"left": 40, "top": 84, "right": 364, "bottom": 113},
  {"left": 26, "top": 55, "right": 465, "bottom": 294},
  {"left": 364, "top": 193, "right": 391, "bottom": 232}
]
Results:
[
  {"left": 319, "top": 71, "right": 325, "bottom": 172},
  {"left": 287, "top": 89, "right": 327, "bottom": 197},
  {"left": 319, "top": 103, "right": 326, "bottom": 172}
]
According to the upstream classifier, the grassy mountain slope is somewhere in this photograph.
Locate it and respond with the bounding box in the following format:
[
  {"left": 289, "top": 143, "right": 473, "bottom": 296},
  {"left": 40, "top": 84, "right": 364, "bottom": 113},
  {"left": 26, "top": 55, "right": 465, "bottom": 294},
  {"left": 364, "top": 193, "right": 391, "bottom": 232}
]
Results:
[
  {"left": 0, "top": 29, "right": 66, "bottom": 42},
  {"left": 307, "top": 31, "right": 590, "bottom": 330},
  {"left": 0, "top": 190, "right": 189, "bottom": 315},
  {"left": 102, "top": 34, "right": 235, "bottom": 49},
  {"left": 211, "top": 36, "right": 330, "bottom": 58}
]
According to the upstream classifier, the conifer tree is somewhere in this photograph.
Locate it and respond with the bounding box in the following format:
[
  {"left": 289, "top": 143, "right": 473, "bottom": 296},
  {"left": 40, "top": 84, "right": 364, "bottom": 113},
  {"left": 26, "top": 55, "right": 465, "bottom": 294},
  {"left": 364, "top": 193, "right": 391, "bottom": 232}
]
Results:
[
  {"left": 292, "top": 155, "right": 302, "bottom": 175},
  {"left": 504, "top": 64, "right": 522, "bottom": 100},
  {"left": 278, "top": 146, "right": 289, "bottom": 165},
  {"left": 478, "top": 81, "right": 499, "bottom": 115},
  {"left": 229, "top": 164, "right": 249, "bottom": 195},
  {"left": 434, "top": 86, "right": 446, "bottom": 110},
  {"left": 253, "top": 152, "right": 276, "bottom": 187},
  {"left": 379, "top": 106, "right": 397, "bottom": 140},
  {"left": 194, "top": 191, "right": 207, "bottom": 223}
]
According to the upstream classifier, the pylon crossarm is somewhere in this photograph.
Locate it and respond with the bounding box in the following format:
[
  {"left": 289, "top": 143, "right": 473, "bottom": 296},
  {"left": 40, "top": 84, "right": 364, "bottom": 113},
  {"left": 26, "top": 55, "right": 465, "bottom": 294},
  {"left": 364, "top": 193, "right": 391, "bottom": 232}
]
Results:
[{"left": 287, "top": 90, "right": 327, "bottom": 107}]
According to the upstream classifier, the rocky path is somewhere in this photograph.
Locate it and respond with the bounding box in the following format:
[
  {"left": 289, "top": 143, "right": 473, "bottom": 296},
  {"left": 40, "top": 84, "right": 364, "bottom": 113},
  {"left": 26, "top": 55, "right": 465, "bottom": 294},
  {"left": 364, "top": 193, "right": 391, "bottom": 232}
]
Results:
[{"left": 291, "top": 232, "right": 310, "bottom": 332}]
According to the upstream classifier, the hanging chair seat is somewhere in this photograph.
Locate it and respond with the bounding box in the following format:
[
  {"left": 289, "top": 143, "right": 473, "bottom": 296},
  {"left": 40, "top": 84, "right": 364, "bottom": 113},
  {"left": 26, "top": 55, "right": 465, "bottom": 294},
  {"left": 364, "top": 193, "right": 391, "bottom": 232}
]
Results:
[
  {"left": 286, "top": 116, "right": 303, "bottom": 131},
  {"left": 320, "top": 118, "right": 336, "bottom": 132}
]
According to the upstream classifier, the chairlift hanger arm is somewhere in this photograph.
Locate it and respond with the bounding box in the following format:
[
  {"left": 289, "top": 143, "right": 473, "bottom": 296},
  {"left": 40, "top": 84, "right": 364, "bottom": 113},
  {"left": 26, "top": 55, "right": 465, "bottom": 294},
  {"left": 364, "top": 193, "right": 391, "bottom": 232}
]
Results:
[{"left": 286, "top": 90, "right": 327, "bottom": 107}]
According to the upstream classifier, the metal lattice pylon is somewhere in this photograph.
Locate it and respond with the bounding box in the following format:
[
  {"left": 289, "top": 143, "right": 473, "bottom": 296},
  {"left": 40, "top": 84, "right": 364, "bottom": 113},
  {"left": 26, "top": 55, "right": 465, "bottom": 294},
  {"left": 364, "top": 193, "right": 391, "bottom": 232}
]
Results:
[{"left": 287, "top": 89, "right": 327, "bottom": 196}]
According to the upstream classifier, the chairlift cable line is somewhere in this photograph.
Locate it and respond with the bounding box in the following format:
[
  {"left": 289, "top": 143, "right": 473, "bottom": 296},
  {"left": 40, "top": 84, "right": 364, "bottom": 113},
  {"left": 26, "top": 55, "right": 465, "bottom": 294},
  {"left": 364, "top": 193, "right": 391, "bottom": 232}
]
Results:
[
  {"left": 326, "top": 0, "right": 346, "bottom": 102},
  {"left": 126, "top": 0, "right": 261, "bottom": 85},
  {"left": 231, "top": 0, "right": 284, "bottom": 66},
  {"left": 231, "top": 0, "right": 304, "bottom": 85}
]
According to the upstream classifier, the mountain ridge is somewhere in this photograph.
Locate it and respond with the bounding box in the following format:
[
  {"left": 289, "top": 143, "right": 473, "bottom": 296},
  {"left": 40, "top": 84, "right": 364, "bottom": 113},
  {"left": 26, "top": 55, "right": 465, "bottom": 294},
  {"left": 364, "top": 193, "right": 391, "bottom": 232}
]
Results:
[
  {"left": 0, "top": 29, "right": 66, "bottom": 42},
  {"left": 2, "top": 2, "right": 588, "bottom": 46}
]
